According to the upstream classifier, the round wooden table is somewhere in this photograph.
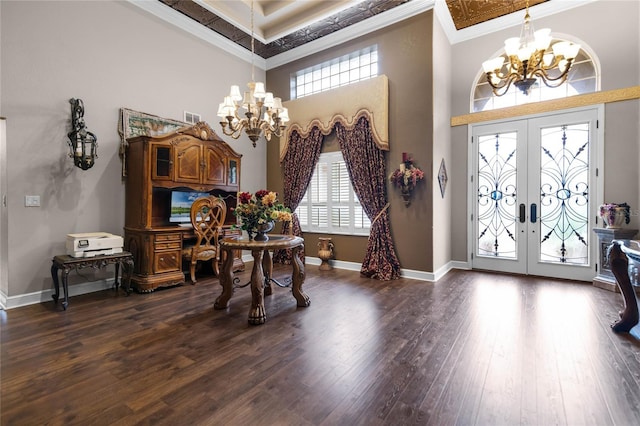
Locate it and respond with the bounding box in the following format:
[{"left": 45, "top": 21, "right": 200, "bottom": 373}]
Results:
[{"left": 215, "top": 235, "right": 309, "bottom": 325}]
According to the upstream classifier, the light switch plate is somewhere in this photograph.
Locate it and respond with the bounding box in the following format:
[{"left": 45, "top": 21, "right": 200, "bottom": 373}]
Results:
[{"left": 25, "top": 195, "right": 40, "bottom": 207}]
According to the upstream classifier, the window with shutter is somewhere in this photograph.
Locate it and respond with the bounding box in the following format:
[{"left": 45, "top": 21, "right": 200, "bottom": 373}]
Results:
[{"left": 296, "top": 151, "right": 371, "bottom": 235}]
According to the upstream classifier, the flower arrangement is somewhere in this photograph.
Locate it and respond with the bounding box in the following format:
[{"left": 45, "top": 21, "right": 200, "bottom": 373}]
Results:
[
  {"left": 233, "top": 190, "right": 292, "bottom": 234},
  {"left": 599, "top": 202, "right": 631, "bottom": 228},
  {"left": 389, "top": 156, "right": 425, "bottom": 192}
]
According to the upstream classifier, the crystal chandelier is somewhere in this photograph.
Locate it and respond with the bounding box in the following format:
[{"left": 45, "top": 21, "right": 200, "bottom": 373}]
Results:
[
  {"left": 217, "top": 0, "right": 289, "bottom": 147},
  {"left": 482, "top": 1, "right": 581, "bottom": 97}
]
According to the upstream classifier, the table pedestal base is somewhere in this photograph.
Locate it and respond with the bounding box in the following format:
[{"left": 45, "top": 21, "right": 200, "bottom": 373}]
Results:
[{"left": 216, "top": 235, "right": 308, "bottom": 325}]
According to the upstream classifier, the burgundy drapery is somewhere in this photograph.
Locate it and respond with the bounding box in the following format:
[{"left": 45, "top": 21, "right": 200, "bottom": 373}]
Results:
[
  {"left": 335, "top": 117, "right": 400, "bottom": 280},
  {"left": 273, "top": 127, "right": 324, "bottom": 264},
  {"left": 276, "top": 115, "right": 400, "bottom": 280}
]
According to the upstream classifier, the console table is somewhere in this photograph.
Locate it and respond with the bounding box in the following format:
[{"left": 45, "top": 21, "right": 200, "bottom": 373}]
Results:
[
  {"left": 216, "top": 235, "right": 309, "bottom": 325},
  {"left": 51, "top": 251, "right": 134, "bottom": 310},
  {"left": 593, "top": 228, "right": 637, "bottom": 291}
]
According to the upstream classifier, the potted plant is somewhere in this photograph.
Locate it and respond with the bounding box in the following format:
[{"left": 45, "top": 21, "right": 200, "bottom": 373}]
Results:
[
  {"left": 233, "top": 190, "right": 292, "bottom": 241},
  {"left": 599, "top": 202, "right": 631, "bottom": 229}
]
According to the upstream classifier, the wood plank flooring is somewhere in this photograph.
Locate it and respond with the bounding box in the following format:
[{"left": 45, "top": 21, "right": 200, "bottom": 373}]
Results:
[{"left": 2, "top": 266, "right": 640, "bottom": 425}]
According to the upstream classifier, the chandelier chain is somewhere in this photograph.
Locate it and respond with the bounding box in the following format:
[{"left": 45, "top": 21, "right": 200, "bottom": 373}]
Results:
[{"left": 250, "top": 0, "right": 255, "bottom": 82}]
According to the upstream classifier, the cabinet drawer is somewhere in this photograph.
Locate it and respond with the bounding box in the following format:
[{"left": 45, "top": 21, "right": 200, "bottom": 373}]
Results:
[
  {"left": 155, "top": 233, "right": 182, "bottom": 242},
  {"left": 155, "top": 241, "right": 182, "bottom": 250},
  {"left": 153, "top": 250, "right": 181, "bottom": 274}
]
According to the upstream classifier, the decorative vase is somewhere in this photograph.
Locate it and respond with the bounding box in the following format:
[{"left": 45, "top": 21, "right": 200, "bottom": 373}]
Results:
[
  {"left": 318, "top": 237, "right": 334, "bottom": 271},
  {"left": 253, "top": 221, "right": 274, "bottom": 241},
  {"left": 600, "top": 206, "right": 628, "bottom": 229}
]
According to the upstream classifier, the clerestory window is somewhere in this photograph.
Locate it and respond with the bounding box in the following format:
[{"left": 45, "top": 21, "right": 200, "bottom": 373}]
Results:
[{"left": 291, "top": 45, "right": 378, "bottom": 99}]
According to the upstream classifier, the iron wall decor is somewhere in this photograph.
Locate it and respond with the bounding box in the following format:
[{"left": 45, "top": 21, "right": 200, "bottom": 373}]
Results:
[
  {"left": 67, "top": 98, "right": 97, "bottom": 170},
  {"left": 438, "top": 158, "right": 448, "bottom": 198}
]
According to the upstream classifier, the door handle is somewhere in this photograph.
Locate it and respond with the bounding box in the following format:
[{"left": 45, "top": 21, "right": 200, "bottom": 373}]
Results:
[
  {"left": 530, "top": 203, "right": 537, "bottom": 223},
  {"left": 519, "top": 203, "right": 526, "bottom": 223}
]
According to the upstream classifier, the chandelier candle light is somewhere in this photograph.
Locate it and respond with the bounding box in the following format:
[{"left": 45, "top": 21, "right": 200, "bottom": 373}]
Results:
[
  {"left": 482, "top": 0, "right": 580, "bottom": 96},
  {"left": 217, "top": 1, "right": 289, "bottom": 147}
]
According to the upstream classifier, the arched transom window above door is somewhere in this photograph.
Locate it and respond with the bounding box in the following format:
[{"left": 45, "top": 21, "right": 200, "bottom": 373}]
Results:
[{"left": 471, "top": 37, "right": 600, "bottom": 112}]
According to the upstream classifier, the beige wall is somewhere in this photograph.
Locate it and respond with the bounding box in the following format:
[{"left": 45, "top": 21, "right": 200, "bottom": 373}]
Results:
[
  {"left": 0, "top": 1, "right": 262, "bottom": 304},
  {"left": 266, "top": 11, "right": 435, "bottom": 273},
  {"left": 432, "top": 13, "right": 453, "bottom": 273},
  {"left": 449, "top": 0, "right": 640, "bottom": 262},
  {"left": 2, "top": 0, "right": 638, "bottom": 305}
]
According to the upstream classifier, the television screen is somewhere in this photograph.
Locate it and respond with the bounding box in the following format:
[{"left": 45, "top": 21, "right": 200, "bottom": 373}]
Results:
[{"left": 169, "top": 191, "right": 210, "bottom": 223}]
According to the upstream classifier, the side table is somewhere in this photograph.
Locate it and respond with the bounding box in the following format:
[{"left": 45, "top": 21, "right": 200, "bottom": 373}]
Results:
[
  {"left": 593, "top": 228, "right": 637, "bottom": 292},
  {"left": 216, "top": 235, "right": 309, "bottom": 325},
  {"left": 51, "top": 251, "right": 134, "bottom": 310}
]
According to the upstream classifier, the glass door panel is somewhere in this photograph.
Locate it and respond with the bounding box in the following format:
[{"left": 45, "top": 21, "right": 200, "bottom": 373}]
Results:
[
  {"left": 472, "top": 108, "right": 598, "bottom": 281},
  {"left": 472, "top": 121, "right": 528, "bottom": 274},
  {"left": 527, "top": 110, "right": 598, "bottom": 281},
  {"left": 477, "top": 131, "right": 518, "bottom": 259},
  {"left": 538, "top": 123, "right": 590, "bottom": 265}
]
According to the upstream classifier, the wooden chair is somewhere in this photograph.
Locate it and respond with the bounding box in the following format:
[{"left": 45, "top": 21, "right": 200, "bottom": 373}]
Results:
[{"left": 182, "top": 196, "right": 226, "bottom": 284}]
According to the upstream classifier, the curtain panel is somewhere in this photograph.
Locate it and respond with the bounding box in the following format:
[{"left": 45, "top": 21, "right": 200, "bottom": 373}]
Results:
[
  {"left": 335, "top": 116, "right": 401, "bottom": 280},
  {"left": 273, "top": 127, "right": 324, "bottom": 264},
  {"left": 276, "top": 114, "right": 400, "bottom": 280}
]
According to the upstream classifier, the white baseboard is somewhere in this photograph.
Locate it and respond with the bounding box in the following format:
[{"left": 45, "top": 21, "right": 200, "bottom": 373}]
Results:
[
  {"left": 1, "top": 258, "right": 471, "bottom": 310},
  {"left": 2, "top": 278, "right": 115, "bottom": 310}
]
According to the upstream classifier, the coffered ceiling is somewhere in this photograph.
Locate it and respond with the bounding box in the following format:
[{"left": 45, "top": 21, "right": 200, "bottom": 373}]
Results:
[{"left": 159, "top": 0, "right": 549, "bottom": 59}]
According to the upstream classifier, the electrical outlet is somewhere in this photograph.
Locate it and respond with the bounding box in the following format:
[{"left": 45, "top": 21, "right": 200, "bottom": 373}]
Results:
[{"left": 25, "top": 195, "right": 40, "bottom": 207}]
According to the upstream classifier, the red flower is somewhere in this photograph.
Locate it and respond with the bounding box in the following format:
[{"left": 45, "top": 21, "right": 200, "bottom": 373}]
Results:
[
  {"left": 255, "top": 189, "right": 269, "bottom": 199},
  {"left": 239, "top": 192, "right": 252, "bottom": 204}
]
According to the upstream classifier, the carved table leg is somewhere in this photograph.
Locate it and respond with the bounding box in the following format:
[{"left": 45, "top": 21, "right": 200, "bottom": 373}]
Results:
[
  {"left": 215, "top": 248, "right": 235, "bottom": 310},
  {"left": 114, "top": 262, "right": 121, "bottom": 291},
  {"left": 291, "top": 245, "right": 310, "bottom": 307},
  {"left": 122, "top": 257, "right": 134, "bottom": 295},
  {"left": 608, "top": 242, "right": 640, "bottom": 333},
  {"left": 51, "top": 261, "right": 60, "bottom": 303},
  {"left": 61, "top": 268, "right": 70, "bottom": 310},
  {"left": 249, "top": 249, "right": 266, "bottom": 325},
  {"left": 263, "top": 249, "right": 273, "bottom": 296}
]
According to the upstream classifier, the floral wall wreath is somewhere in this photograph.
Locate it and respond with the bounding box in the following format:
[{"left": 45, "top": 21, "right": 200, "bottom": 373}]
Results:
[{"left": 389, "top": 152, "right": 424, "bottom": 207}]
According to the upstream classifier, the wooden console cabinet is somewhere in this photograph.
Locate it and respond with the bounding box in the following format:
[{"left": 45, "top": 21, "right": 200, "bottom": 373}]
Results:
[{"left": 124, "top": 122, "right": 244, "bottom": 292}]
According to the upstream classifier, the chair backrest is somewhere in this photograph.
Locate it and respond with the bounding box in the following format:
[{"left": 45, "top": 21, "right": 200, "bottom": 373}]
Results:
[{"left": 190, "top": 196, "right": 226, "bottom": 247}]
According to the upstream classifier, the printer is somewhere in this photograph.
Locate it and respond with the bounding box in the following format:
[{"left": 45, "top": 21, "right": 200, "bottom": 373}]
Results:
[{"left": 66, "top": 232, "right": 124, "bottom": 258}]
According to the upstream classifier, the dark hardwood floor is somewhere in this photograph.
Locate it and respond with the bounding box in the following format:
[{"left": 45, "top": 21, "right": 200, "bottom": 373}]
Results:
[{"left": 2, "top": 265, "right": 640, "bottom": 425}]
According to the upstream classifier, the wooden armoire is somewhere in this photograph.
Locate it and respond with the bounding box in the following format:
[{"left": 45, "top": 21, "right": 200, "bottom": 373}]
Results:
[{"left": 124, "top": 122, "right": 243, "bottom": 292}]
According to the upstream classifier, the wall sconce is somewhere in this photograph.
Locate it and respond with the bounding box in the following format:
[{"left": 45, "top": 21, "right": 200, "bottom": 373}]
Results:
[
  {"left": 389, "top": 152, "right": 425, "bottom": 207},
  {"left": 67, "top": 98, "right": 97, "bottom": 170}
]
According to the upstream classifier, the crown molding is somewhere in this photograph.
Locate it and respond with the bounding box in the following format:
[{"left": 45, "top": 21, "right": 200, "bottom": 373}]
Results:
[
  {"left": 126, "top": 0, "right": 267, "bottom": 70},
  {"left": 266, "top": 0, "right": 435, "bottom": 69},
  {"left": 435, "top": 0, "right": 599, "bottom": 45},
  {"left": 128, "top": 0, "right": 597, "bottom": 70},
  {"left": 127, "top": 0, "right": 433, "bottom": 71}
]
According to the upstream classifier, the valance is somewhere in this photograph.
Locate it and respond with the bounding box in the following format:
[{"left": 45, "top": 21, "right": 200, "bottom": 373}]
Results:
[{"left": 280, "top": 74, "right": 389, "bottom": 161}]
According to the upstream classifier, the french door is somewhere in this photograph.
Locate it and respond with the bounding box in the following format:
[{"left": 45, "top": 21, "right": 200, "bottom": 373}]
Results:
[{"left": 471, "top": 108, "right": 600, "bottom": 281}]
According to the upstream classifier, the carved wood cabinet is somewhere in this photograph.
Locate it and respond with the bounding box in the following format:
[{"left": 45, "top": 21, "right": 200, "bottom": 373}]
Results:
[{"left": 124, "top": 122, "right": 243, "bottom": 292}]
